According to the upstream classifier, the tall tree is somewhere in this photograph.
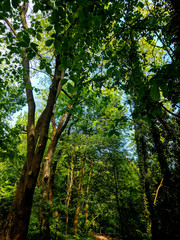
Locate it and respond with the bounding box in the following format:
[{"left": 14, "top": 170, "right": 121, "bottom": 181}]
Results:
[{"left": 0, "top": 1, "right": 115, "bottom": 239}]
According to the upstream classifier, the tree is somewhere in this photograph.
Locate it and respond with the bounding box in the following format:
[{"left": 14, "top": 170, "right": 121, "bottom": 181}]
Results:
[
  {"left": 0, "top": 0, "right": 179, "bottom": 239},
  {"left": 0, "top": 0, "right": 118, "bottom": 239}
]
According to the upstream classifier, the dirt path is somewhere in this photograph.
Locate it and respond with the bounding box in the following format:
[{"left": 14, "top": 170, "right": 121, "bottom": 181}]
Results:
[{"left": 90, "top": 232, "right": 122, "bottom": 240}]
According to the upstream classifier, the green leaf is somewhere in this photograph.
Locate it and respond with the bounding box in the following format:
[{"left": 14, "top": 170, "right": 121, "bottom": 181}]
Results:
[
  {"left": 45, "top": 39, "right": 53, "bottom": 47},
  {"left": 33, "top": 3, "right": 40, "bottom": 13},
  {"left": 30, "top": 42, "right": 38, "bottom": 52},
  {"left": 18, "top": 41, "right": 29, "bottom": 47},
  {"left": 107, "top": 68, "right": 113, "bottom": 78},
  {"left": 108, "top": 130, "right": 115, "bottom": 137},
  {"left": 108, "top": 129, "right": 119, "bottom": 137},
  {"left": 67, "top": 83, "right": 75, "bottom": 94},
  {"left": 46, "top": 66, "right": 52, "bottom": 75},
  {"left": 27, "top": 51, "right": 36, "bottom": 60},
  {"left": 40, "top": 60, "right": 45, "bottom": 70},
  {"left": 137, "top": 1, "right": 144, "bottom": 8},
  {"left": 16, "top": 31, "right": 23, "bottom": 40},
  {"left": 150, "top": 84, "right": 160, "bottom": 101},
  {"left": 2, "top": 0, "right": 11, "bottom": 12},
  {"left": 54, "top": 39, "right": 61, "bottom": 54},
  {"left": 23, "top": 34, "right": 30, "bottom": 45},
  {"left": 12, "top": 0, "right": 19, "bottom": 9},
  {"left": 37, "top": 33, "right": 41, "bottom": 41},
  {"left": 46, "top": 26, "right": 53, "bottom": 32},
  {"left": 50, "top": 9, "right": 59, "bottom": 24},
  {"left": 61, "top": 78, "right": 68, "bottom": 86}
]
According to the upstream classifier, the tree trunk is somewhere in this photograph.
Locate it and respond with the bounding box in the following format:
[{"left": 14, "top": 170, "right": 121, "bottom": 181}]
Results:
[
  {"left": 84, "top": 159, "right": 93, "bottom": 226},
  {"left": 151, "top": 121, "right": 171, "bottom": 184},
  {"left": 112, "top": 163, "right": 125, "bottom": 239},
  {"left": 39, "top": 112, "right": 71, "bottom": 239},
  {"left": 1, "top": 21, "right": 63, "bottom": 240},
  {"left": 73, "top": 156, "right": 85, "bottom": 234},
  {"left": 65, "top": 158, "right": 74, "bottom": 234},
  {"left": 134, "top": 123, "right": 155, "bottom": 237},
  {"left": 169, "top": 0, "right": 180, "bottom": 57}
]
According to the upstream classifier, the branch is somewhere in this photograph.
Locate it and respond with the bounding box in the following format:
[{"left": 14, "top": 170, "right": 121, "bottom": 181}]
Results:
[
  {"left": 20, "top": 2, "right": 28, "bottom": 29},
  {"left": 4, "top": 18, "right": 17, "bottom": 36},
  {"left": 51, "top": 69, "right": 65, "bottom": 131},
  {"left": 68, "top": 119, "right": 79, "bottom": 135},
  {"left": 153, "top": 178, "right": 163, "bottom": 206},
  {"left": 161, "top": 104, "right": 180, "bottom": 118},
  {"left": 61, "top": 88, "right": 72, "bottom": 100},
  {"left": 30, "top": 67, "right": 53, "bottom": 78},
  {"left": 79, "top": 97, "right": 88, "bottom": 104}
]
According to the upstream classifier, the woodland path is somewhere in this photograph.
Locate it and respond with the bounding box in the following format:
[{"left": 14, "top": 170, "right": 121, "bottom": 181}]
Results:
[{"left": 90, "top": 232, "right": 122, "bottom": 240}]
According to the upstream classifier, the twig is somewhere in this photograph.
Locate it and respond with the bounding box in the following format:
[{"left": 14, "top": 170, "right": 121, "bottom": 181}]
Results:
[
  {"left": 30, "top": 67, "right": 53, "bottom": 78},
  {"left": 161, "top": 104, "right": 180, "bottom": 118},
  {"left": 61, "top": 88, "right": 72, "bottom": 100}
]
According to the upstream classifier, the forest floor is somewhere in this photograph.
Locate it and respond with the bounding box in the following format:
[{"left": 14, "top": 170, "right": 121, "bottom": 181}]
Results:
[{"left": 90, "top": 232, "right": 122, "bottom": 240}]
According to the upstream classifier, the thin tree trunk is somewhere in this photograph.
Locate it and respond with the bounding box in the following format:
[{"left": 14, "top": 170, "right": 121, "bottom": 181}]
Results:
[
  {"left": 73, "top": 156, "right": 85, "bottom": 234},
  {"left": 65, "top": 158, "right": 74, "bottom": 234},
  {"left": 112, "top": 163, "right": 125, "bottom": 239},
  {"left": 84, "top": 159, "right": 93, "bottom": 226},
  {"left": 134, "top": 123, "right": 154, "bottom": 237}
]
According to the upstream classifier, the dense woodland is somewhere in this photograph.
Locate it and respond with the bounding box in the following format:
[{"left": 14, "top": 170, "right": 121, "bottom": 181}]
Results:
[{"left": 0, "top": 0, "right": 179, "bottom": 240}]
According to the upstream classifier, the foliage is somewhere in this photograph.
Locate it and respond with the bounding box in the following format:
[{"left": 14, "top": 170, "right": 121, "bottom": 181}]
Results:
[{"left": 0, "top": 0, "right": 180, "bottom": 239}]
